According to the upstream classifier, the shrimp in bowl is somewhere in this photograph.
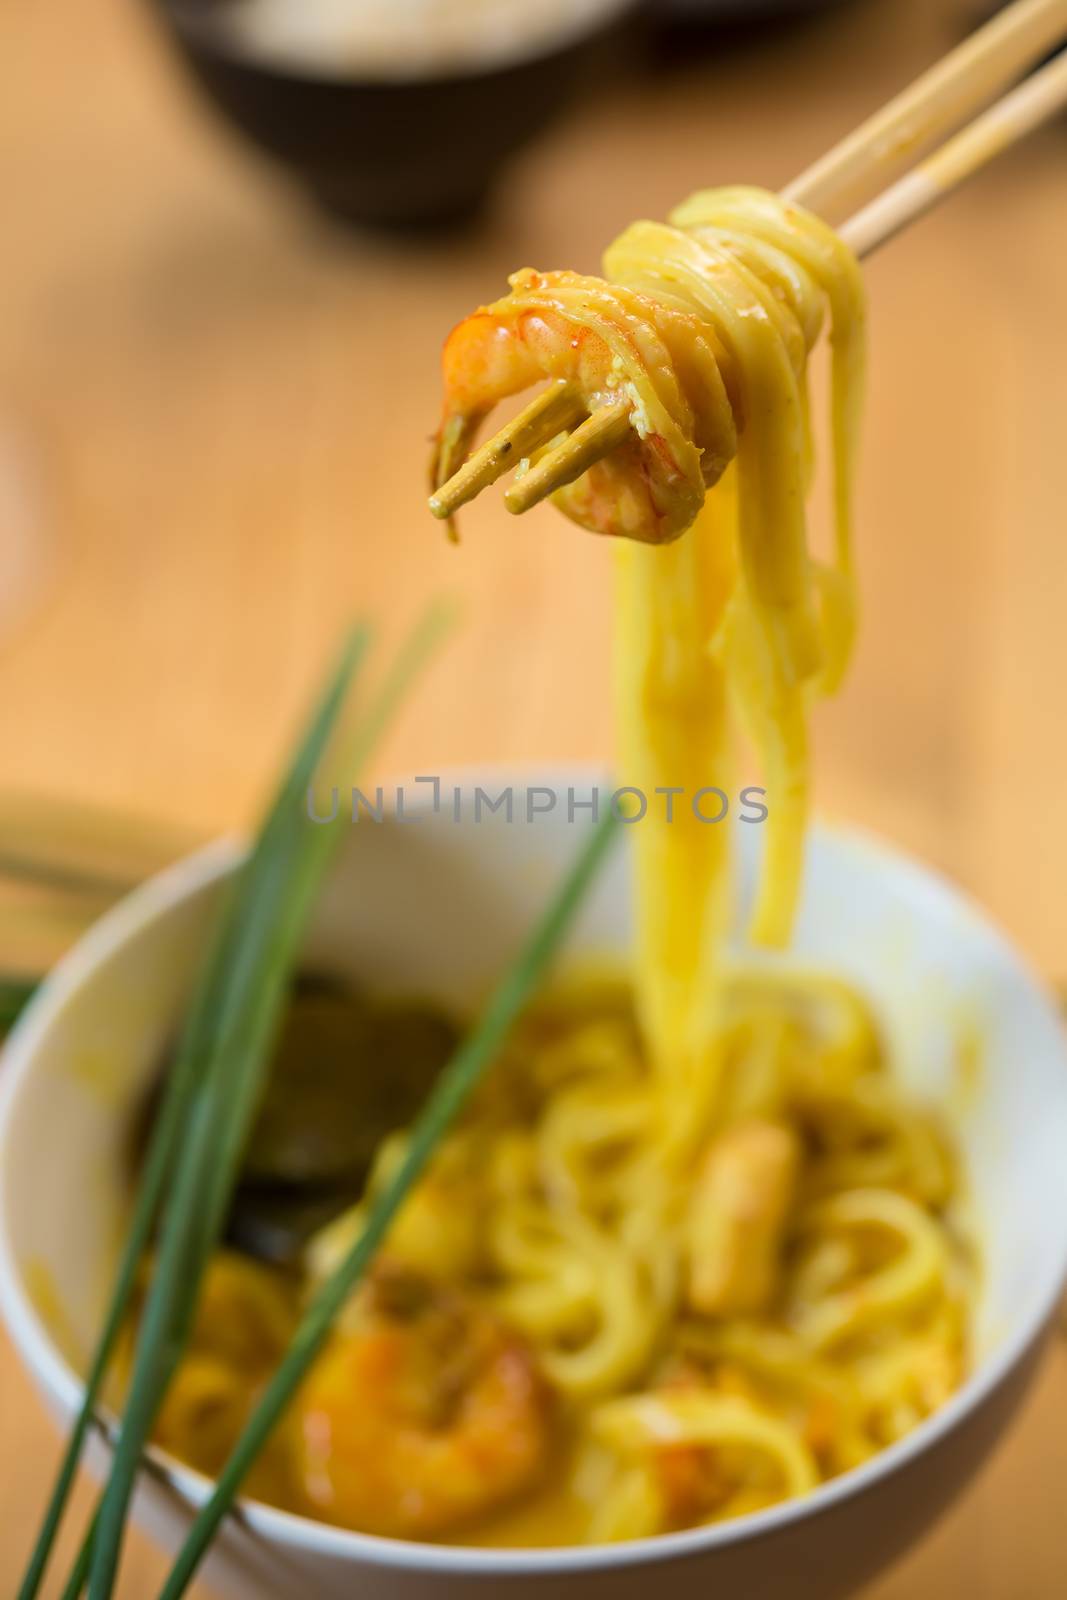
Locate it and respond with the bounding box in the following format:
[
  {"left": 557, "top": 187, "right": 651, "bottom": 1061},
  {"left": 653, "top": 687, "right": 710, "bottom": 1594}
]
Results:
[{"left": 295, "top": 1261, "right": 555, "bottom": 1540}]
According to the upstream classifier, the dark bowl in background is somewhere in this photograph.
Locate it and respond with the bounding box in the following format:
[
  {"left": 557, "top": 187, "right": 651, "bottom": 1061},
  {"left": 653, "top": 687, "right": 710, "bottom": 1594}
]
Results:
[
  {"left": 153, "top": 0, "right": 641, "bottom": 229},
  {"left": 662, "top": 0, "right": 849, "bottom": 14}
]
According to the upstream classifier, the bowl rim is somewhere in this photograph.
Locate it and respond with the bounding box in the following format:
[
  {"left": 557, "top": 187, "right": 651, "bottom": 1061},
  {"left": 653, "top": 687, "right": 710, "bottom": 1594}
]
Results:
[
  {"left": 2, "top": 764, "right": 1067, "bottom": 1577},
  {"left": 162, "top": 0, "right": 641, "bottom": 87}
]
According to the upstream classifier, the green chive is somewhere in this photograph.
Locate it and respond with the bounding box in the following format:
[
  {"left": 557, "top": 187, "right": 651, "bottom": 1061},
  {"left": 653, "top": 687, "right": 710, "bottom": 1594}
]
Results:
[
  {"left": 17, "top": 622, "right": 372, "bottom": 1600},
  {"left": 156, "top": 806, "right": 619, "bottom": 1600},
  {"left": 33, "top": 624, "right": 369, "bottom": 1600},
  {"left": 22, "top": 608, "right": 450, "bottom": 1600},
  {"left": 0, "top": 975, "right": 37, "bottom": 1033},
  {"left": 57, "top": 1509, "right": 97, "bottom": 1600},
  {"left": 85, "top": 611, "right": 451, "bottom": 1600},
  {"left": 85, "top": 627, "right": 370, "bottom": 1600}
]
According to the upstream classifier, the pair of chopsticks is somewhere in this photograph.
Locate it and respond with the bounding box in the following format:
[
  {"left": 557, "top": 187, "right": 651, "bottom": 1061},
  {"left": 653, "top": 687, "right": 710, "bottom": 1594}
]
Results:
[
  {"left": 789, "top": 0, "right": 1067, "bottom": 251},
  {"left": 429, "top": 0, "right": 1067, "bottom": 524}
]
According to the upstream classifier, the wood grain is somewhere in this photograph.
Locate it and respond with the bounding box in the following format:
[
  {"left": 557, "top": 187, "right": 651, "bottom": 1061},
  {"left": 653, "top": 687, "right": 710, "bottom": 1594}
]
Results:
[{"left": 1, "top": 0, "right": 1065, "bottom": 1594}]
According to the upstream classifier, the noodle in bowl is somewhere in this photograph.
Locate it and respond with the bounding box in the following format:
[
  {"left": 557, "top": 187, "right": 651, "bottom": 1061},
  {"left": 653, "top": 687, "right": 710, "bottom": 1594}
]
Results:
[{"left": 2, "top": 773, "right": 1067, "bottom": 1600}]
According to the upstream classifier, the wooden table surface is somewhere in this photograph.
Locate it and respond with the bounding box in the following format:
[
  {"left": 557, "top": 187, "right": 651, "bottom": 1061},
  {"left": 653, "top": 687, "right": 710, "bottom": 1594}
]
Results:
[{"left": 2, "top": 0, "right": 1066, "bottom": 1593}]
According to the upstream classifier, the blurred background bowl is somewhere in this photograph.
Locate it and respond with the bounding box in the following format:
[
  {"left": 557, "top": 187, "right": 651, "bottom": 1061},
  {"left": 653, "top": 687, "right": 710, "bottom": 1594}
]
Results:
[
  {"left": 153, "top": 0, "right": 642, "bottom": 229},
  {"left": 661, "top": 0, "right": 847, "bottom": 14}
]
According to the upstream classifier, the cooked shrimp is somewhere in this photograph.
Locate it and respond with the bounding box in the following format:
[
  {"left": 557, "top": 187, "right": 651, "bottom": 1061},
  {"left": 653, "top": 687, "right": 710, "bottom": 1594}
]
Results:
[
  {"left": 430, "top": 267, "right": 738, "bottom": 545},
  {"left": 685, "top": 1120, "right": 801, "bottom": 1317},
  {"left": 295, "top": 1261, "right": 554, "bottom": 1539}
]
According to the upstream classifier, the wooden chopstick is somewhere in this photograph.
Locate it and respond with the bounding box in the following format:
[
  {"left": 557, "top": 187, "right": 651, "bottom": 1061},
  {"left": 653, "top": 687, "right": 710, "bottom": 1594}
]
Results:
[
  {"left": 504, "top": 400, "right": 631, "bottom": 515},
  {"left": 787, "top": 0, "right": 1067, "bottom": 220},
  {"left": 429, "top": 381, "right": 584, "bottom": 520},
  {"left": 840, "top": 45, "right": 1067, "bottom": 259},
  {"left": 430, "top": 0, "right": 1067, "bottom": 521}
]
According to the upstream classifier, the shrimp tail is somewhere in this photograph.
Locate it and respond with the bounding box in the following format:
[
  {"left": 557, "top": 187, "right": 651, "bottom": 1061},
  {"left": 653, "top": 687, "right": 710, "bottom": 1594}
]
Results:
[{"left": 430, "top": 408, "right": 487, "bottom": 542}]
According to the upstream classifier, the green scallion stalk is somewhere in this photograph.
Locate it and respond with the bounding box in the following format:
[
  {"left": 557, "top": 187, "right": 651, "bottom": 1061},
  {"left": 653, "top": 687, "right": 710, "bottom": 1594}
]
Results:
[
  {"left": 81, "top": 625, "right": 372, "bottom": 1600},
  {"left": 84, "top": 612, "right": 451, "bottom": 1600},
  {"left": 22, "top": 608, "right": 451, "bottom": 1600},
  {"left": 16, "top": 627, "right": 375, "bottom": 1600},
  {"left": 0, "top": 974, "right": 37, "bottom": 1033}
]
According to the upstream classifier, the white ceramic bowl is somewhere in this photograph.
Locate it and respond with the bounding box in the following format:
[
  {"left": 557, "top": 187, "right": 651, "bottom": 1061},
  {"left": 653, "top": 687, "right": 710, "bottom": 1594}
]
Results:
[{"left": 3, "top": 771, "right": 1067, "bottom": 1600}]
